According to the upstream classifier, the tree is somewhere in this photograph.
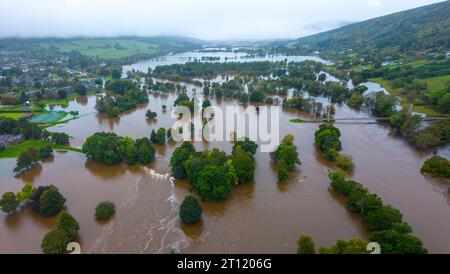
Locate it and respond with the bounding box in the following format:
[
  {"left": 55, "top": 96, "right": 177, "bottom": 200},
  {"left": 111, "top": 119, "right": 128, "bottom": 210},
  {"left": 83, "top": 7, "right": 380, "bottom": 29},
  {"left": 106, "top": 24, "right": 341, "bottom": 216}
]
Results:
[
  {"left": 297, "top": 235, "right": 316, "bottom": 254},
  {"left": 363, "top": 205, "right": 403, "bottom": 231},
  {"left": 41, "top": 229, "right": 70, "bottom": 254},
  {"left": 319, "top": 238, "right": 368, "bottom": 254},
  {"left": 150, "top": 129, "right": 157, "bottom": 144},
  {"left": 193, "top": 164, "right": 232, "bottom": 201},
  {"left": 13, "top": 148, "right": 39, "bottom": 175},
  {"left": 347, "top": 93, "right": 364, "bottom": 109},
  {"left": 336, "top": 154, "right": 355, "bottom": 172},
  {"left": 39, "top": 185, "right": 66, "bottom": 217},
  {"left": 146, "top": 110, "right": 157, "bottom": 119},
  {"left": 96, "top": 201, "right": 115, "bottom": 220},
  {"left": 51, "top": 132, "right": 70, "bottom": 146},
  {"left": 277, "top": 160, "right": 289, "bottom": 182},
  {"left": 16, "top": 183, "right": 36, "bottom": 202},
  {"left": 111, "top": 68, "right": 122, "bottom": 80},
  {"left": 56, "top": 212, "right": 80, "bottom": 238},
  {"left": 154, "top": 128, "right": 166, "bottom": 144},
  {"left": 0, "top": 192, "right": 19, "bottom": 214},
  {"left": 179, "top": 195, "right": 202, "bottom": 224},
  {"left": 369, "top": 230, "right": 427, "bottom": 254},
  {"left": 170, "top": 142, "right": 196, "bottom": 180},
  {"left": 421, "top": 156, "right": 450, "bottom": 178},
  {"left": 232, "top": 137, "right": 258, "bottom": 155},
  {"left": 134, "top": 137, "right": 155, "bottom": 165},
  {"left": 231, "top": 148, "right": 255, "bottom": 184},
  {"left": 39, "top": 145, "right": 54, "bottom": 159},
  {"left": 249, "top": 91, "right": 266, "bottom": 103},
  {"left": 202, "top": 99, "right": 211, "bottom": 109}
]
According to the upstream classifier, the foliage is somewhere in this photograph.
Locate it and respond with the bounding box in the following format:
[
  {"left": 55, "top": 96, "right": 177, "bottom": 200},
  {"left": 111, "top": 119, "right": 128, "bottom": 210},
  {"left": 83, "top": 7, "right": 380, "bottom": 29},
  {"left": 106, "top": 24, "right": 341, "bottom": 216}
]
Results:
[
  {"left": 41, "top": 229, "right": 71, "bottom": 254},
  {"left": 16, "top": 183, "right": 36, "bottom": 202},
  {"left": 336, "top": 154, "right": 355, "bottom": 172},
  {"left": 170, "top": 142, "right": 196, "bottom": 180},
  {"left": 51, "top": 132, "right": 70, "bottom": 146},
  {"left": 0, "top": 192, "right": 19, "bottom": 214},
  {"left": 95, "top": 201, "right": 115, "bottom": 220},
  {"left": 272, "top": 135, "right": 301, "bottom": 181},
  {"left": 39, "top": 185, "right": 66, "bottom": 217},
  {"left": 314, "top": 124, "right": 342, "bottom": 161},
  {"left": 420, "top": 156, "right": 450, "bottom": 178},
  {"left": 56, "top": 212, "right": 80, "bottom": 238},
  {"left": 297, "top": 235, "right": 316, "bottom": 254},
  {"left": 13, "top": 148, "right": 39, "bottom": 175},
  {"left": 179, "top": 195, "right": 202, "bottom": 224},
  {"left": 145, "top": 110, "right": 157, "bottom": 119},
  {"left": 369, "top": 230, "right": 427, "bottom": 254},
  {"left": 319, "top": 238, "right": 368, "bottom": 254},
  {"left": 232, "top": 137, "right": 258, "bottom": 155},
  {"left": 38, "top": 145, "right": 54, "bottom": 159},
  {"left": 231, "top": 146, "right": 255, "bottom": 184},
  {"left": 82, "top": 132, "right": 155, "bottom": 165}
]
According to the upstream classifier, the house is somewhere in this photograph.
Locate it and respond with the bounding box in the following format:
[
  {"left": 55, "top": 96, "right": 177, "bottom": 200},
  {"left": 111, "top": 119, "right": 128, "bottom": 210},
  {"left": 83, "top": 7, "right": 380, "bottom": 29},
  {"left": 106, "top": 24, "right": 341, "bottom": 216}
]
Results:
[{"left": 0, "top": 134, "right": 24, "bottom": 149}]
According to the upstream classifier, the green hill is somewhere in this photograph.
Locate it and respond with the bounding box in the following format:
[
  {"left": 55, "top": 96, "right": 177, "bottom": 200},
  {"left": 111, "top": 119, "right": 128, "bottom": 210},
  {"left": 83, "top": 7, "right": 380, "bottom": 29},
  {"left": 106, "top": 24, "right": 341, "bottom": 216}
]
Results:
[{"left": 284, "top": 1, "right": 449, "bottom": 58}]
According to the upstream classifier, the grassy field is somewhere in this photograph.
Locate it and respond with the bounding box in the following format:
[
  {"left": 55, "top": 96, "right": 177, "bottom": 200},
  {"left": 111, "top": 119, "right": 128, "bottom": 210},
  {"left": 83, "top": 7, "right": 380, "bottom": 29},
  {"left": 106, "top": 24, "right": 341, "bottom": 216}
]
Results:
[
  {"left": 370, "top": 77, "right": 444, "bottom": 116},
  {"left": 39, "top": 91, "right": 97, "bottom": 107},
  {"left": 0, "top": 140, "right": 82, "bottom": 158},
  {"left": 0, "top": 113, "right": 26, "bottom": 120},
  {"left": 38, "top": 38, "right": 161, "bottom": 59}
]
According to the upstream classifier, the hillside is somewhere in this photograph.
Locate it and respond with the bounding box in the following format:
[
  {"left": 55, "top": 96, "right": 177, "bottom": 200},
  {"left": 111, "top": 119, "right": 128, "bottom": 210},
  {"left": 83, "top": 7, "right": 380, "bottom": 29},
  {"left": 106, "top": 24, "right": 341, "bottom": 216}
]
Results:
[
  {"left": 284, "top": 1, "right": 450, "bottom": 58},
  {"left": 0, "top": 36, "right": 203, "bottom": 60}
]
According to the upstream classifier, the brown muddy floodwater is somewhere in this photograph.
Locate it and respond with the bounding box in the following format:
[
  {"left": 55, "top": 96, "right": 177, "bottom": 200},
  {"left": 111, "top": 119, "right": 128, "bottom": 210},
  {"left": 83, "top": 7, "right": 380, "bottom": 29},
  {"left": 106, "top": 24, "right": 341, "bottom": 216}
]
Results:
[{"left": 1, "top": 58, "right": 450, "bottom": 254}]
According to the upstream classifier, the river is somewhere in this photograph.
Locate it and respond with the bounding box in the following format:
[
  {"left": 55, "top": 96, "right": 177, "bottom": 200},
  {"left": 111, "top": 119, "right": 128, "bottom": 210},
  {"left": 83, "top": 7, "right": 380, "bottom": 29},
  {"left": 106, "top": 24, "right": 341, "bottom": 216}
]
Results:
[{"left": 0, "top": 51, "right": 449, "bottom": 254}]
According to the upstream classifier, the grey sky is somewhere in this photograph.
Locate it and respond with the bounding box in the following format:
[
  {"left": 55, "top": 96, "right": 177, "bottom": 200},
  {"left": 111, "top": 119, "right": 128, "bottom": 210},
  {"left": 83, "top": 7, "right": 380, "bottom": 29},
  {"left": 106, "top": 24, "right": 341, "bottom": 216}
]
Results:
[{"left": 0, "top": 0, "right": 445, "bottom": 40}]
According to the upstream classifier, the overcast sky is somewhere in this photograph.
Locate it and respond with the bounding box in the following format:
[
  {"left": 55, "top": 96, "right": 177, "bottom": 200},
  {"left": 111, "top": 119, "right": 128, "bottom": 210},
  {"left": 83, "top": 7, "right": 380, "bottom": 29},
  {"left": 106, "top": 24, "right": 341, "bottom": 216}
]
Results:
[{"left": 0, "top": 0, "right": 445, "bottom": 40}]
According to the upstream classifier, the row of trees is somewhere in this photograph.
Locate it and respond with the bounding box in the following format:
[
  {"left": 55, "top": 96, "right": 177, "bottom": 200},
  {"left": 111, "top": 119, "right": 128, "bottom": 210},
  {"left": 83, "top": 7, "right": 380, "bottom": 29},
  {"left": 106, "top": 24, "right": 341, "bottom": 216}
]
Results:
[
  {"left": 270, "top": 134, "right": 301, "bottom": 181},
  {"left": 328, "top": 171, "right": 427, "bottom": 254},
  {"left": 314, "top": 124, "right": 355, "bottom": 172},
  {"left": 297, "top": 235, "right": 369, "bottom": 254},
  {"left": 82, "top": 132, "right": 155, "bottom": 165}
]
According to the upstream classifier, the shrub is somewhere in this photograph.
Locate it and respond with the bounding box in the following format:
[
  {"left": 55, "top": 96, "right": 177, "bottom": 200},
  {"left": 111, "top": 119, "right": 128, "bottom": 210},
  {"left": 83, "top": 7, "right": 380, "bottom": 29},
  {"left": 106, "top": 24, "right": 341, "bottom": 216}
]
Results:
[
  {"left": 39, "top": 185, "right": 66, "bottom": 217},
  {"left": 421, "top": 156, "right": 450, "bottom": 178},
  {"left": 336, "top": 154, "right": 355, "bottom": 172},
  {"left": 16, "top": 183, "right": 36, "bottom": 202},
  {"left": 179, "top": 195, "right": 202, "bottom": 224},
  {"left": 56, "top": 212, "right": 80, "bottom": 238},
  {"left": 96, "top": 201, "right": 115, "bottom": 220},
  {"left": 0, "top": 192, "right": 19, "bottom": 214},
  {"left": 41, "top": 229, "right": 70, "bottom": 254},
  {"left": 297, "top": 235, "right": 316, "bottom": 254},
  {"left": 363, "top": 205, "right": 403, "bottom": 231}
]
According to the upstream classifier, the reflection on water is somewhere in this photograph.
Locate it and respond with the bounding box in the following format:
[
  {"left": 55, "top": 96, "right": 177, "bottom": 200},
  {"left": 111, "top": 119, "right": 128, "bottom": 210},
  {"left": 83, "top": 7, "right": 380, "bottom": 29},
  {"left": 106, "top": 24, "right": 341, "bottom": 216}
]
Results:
[{"left": 1, "top": 52, "right": 449, "bottom": 254}]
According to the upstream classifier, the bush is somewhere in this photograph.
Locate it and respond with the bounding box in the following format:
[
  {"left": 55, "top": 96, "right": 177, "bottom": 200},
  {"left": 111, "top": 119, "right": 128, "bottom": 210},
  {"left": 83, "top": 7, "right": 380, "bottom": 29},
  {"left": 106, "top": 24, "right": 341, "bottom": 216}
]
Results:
[
  {"left": 363, "top": 205, "right": 403, "bottom": 231},
  {"left": 41, "top": 229, "right": 70, "bottom": 254},
  {"left": 56, "top": 212, "right": 80, "bottom": 238},
  {"left": 421, "top": 156, "right": 450, "bottom": 178},
  {"left": 39, "top": 185, "right": 66, "bottom": 217},
  {"left": 0, "top": 192, "right": 19, "bottom": 214},
  {"left": 179, "top": 195, "right": 202, "bottom": 224},
  {"left": 297, "top": 235, "right": 316, "bottom": 254},
  {"left": 369, "top": 230, "right": 427, "bottom": 254},
  {"left": 51, "top": 132, "right": 70, "bottom": 146},
  {"left": 319, "top": 238, "right": 368, "bottom": 254},
  {"left": 336, "top": 154, "right": 355, "bottom": 172},
  {"left": 96, "top": 201, "right": 115, "bottom": 220},
  {"left": 16, "top": 183, "right": 36, "bottom": 202}
]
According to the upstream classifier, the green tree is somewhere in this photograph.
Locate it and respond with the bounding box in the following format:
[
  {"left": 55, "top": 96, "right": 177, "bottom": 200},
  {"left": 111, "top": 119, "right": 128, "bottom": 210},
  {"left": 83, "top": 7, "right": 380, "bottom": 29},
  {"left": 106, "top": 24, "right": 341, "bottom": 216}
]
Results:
[
  {"left": 170, "top": 142, "right": 196, "bottom": 179},
  {"left": 39, "top": 145, "right": 54, "bottom": 159},
  {"left": 56, "top": 212, "right": 80, "bottom": 238},
  {"left": 51, "top": 132, "right": 70, "bottom": 146},
  {"left": 39, "top": 185, "right": 66, "bottom": 217},
  {"left": 297, "top": 235, "right": 316, "bottom": 254},
  {"left": 363, "top": 205, "right": 403, "bottom": 231},
  {"left": 96, "top": 201, "right": 115, "bottom": 220},
  {"left": 369, "top": 230, "right": 427, "bottom": 254},
  {"left": 16, "top": 183, "right": 36, "bottom": 202},
  {"left": 336, "top": 154, "right": 355, "bottom": 172},
  {"left": 41, "top": 229, "right": 70, "bottom": 254},
  {"left": 0, "top": 192, "right": 19, "bottom": 214},
  {"left": 231, "top": 148, "right": 255, "bottom": 184},
  {"left": 194, "top": 164, "right": 232, "bottom": 201},
  {"left": 13, "top": 148, "right": 39, "bottom": 175},
  {"left": 146, "top": 110, "right": 157, "bottom": 119},
  {"left": 421, "top": 156, "right": 450, "bottom": 178},
  {"left": 179, "top": 195, "right": 202, "bottom": 224},
  {"left": 232, "top": 137, "right": 258, "bottom": 155}
]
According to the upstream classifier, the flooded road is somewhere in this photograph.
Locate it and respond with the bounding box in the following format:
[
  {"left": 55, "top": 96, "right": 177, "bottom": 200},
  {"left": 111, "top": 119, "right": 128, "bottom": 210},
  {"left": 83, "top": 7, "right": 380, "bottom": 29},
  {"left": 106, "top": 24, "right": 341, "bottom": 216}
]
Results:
[{"left": 1, "top": 52, "right": 449, "bottom": 254}]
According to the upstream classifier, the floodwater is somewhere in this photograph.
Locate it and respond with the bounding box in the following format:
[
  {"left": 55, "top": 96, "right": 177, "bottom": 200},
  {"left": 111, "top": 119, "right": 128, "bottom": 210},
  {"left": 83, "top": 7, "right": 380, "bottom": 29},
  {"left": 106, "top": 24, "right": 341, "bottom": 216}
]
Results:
[{"left": 1, "top": 52, "right": 449, "bottom": 254}]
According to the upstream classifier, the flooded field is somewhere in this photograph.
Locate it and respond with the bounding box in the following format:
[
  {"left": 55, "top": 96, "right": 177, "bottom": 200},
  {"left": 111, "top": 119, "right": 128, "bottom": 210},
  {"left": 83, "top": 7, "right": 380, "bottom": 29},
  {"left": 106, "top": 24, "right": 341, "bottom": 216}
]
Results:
[{"left": 1, "top": 52, "right": 449, "bottom": 254}]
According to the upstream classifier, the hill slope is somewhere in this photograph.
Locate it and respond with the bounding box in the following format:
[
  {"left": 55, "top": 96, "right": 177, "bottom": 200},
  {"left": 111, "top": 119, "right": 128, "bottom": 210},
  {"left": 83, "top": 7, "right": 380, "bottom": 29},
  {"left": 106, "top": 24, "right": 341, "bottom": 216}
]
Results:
[{"left": 285, "top": 1, "right": 450, "bottom": 57}]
